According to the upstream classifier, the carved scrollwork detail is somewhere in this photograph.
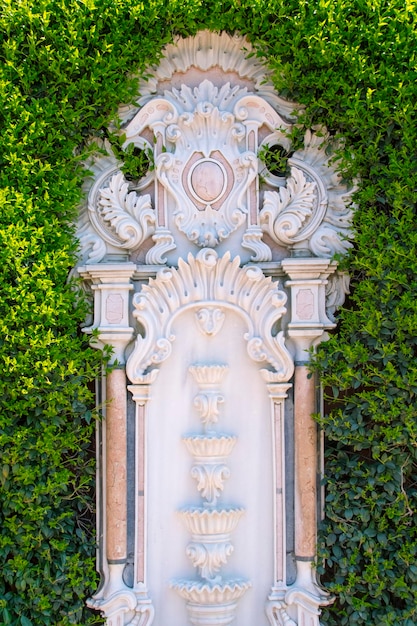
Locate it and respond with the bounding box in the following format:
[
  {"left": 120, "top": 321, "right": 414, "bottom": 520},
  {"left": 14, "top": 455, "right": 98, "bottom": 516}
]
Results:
[
  {"left": 260, "top": 128, "right": 356, "bottom": 257},
  {"left": 130, "top": 604, "right": 155, "bottom": 626},
  {"left": 241, "top": 226, "right": 273, "bottom": 262},
  {"left": 266, "top": 601, "right": 296, "bottom": 626},
  {"left": 325, "top": 271, "right": 350, "bottom": 322},
  {"left": 92, "top": 171, "right": 156, "bottom": 250},
  {"left": 145, "top": 229, "right": 176, "bottom": 265},
  {"left": 126, "top": 249, "right": 294, "bottom": 383},
  {"left": 261, "top": 168, "right": 316, "bottom": 245},
  {"left": 195, "top": 308, "right": 225, "bottom": 337},
  {"left": 190, "top": 464, "right": 231, "bottom": 506},
  {"left": 193, "top": 392, "right": 225, "bottom": 429},
  {"left": 186, "top": 540, "right": 234, "bottom": 581},
  {"left": 87, "top": 590, "right": 155, "bottom": 626}
]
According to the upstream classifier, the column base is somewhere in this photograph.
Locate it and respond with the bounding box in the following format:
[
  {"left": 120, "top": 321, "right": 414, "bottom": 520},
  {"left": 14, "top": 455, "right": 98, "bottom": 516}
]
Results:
[
  {"left": 266, "top": 563, "right": 333, "bottom": 626},
  {"left": 88, "top": 568, "right": 154, "bottom": 626}
]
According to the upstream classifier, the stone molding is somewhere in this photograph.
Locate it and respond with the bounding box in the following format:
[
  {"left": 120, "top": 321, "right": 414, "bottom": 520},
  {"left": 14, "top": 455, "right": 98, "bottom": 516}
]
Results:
[
  {"left": 129, "top": 30, "right": 298, "bottom": 120},
  {"left": 77, "top": 32, "right": 355, "bottom": 269},
  {"left": 126, "top": 248, "right": 294, "bottom": 384},
  {"left": 172, "top": 363, "right": 250, "bottom": 625}
]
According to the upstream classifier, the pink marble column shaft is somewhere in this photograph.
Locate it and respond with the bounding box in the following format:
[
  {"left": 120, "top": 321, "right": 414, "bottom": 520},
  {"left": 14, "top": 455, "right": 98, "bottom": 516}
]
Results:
[
  {"left": 294, "top": 365, "right": 317, "bottom": 559},
  {"left": 106, "top": 368, "right": 128, "bottom": 562}
]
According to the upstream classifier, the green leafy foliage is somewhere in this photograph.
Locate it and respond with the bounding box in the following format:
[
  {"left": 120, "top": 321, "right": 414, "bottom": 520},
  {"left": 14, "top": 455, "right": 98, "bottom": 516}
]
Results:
[{"left": 0, "top": 0, "right": 416, "bottom": 623}]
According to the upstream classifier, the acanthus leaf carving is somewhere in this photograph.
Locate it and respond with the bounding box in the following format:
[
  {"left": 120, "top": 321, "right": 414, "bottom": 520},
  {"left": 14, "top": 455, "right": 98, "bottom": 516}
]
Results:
[
  {"left": 94, "top": 171, "right": 156, "bottom": 250},
  {"left": 260, "top": 167, "right": 317, "bottom": 246},
  {"left": 185, "top": 539, "right": 234, "bottom": 581},
  {"left": 190, "top": 463, "right": 231, "bottom": 507},
  {"left": 193, "top": 391, "right": 225, "bottom": 429},
  {"left": 325, "top": 271, "right": 350, "bottom": 322},
  {"left": 260, "top": 128, "right": 356, "bottom": 257}
]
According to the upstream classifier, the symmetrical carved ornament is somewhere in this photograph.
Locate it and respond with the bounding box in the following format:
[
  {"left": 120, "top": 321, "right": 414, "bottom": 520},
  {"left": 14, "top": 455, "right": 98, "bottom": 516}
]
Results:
[
  {"left": 132, "top": 30, "right": 297, "bottom": 117},
  {"left": 126, "top": 248, "right": 294, "bottom": 384},
  {"left": 78, "top": 29, "right": 357, "bottom": 626},
  {"left": 78, "top": 30, "right": 355, "bottom": 268},
  {"left": 121, "top": 79, "right": 293, "bottom": 262},
  {"left": 172, "top": 364, "right": 250, "bottom": 625}
]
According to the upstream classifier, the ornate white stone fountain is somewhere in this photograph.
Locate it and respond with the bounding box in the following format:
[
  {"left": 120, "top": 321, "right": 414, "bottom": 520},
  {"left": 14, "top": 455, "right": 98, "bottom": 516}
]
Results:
[{"left": 171, "top": 364, "right": 251, "bottom": 625}]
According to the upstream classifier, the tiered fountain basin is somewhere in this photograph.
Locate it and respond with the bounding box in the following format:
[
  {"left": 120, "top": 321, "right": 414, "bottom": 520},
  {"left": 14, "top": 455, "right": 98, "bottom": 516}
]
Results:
[
  {"left": 179, "top": 507, "right": 245, "bottom": 580},
  {"left": 188, "top": 365, "right": 228, "bottom": 386},
  {"left": 179, "top": 507, "right": 244, "bottom": 536},
  {"left": 183, "top": 435, "right": 237, "bottom": 460},
  {"left": 171, "top": 579, "right": 251, "bottom": 626},
  {"left": 183, "top": 435, "right": 237, "bottom": 506}
]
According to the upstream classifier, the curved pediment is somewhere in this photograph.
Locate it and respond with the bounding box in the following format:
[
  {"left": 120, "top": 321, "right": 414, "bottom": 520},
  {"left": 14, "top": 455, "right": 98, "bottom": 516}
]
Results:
[{"left": 126, "top": 248, "right": 294, "bottom": 384}]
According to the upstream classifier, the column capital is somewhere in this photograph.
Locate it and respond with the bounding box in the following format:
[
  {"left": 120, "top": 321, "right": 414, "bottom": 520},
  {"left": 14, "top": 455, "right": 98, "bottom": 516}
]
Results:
[
  {"left": 78, "top": 263, "right": 137, "bottom": 364},
  {"left": 282, "top": 258, "right": 338, "bottom": 362},
  {"left": 281, "top": 257, "right": 337, "bottom": 281}
]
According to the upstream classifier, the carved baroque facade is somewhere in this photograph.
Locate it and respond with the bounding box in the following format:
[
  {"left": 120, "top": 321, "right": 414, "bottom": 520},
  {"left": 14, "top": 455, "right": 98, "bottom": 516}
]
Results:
[{"left": 76, "top": 31, "right": 355, "bottom": 626}]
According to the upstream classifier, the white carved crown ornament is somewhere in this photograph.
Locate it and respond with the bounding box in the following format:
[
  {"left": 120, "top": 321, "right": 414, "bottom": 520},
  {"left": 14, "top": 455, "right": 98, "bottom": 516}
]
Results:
[{"left": 77, "top": 32, "right": 355, "bottom": 269}]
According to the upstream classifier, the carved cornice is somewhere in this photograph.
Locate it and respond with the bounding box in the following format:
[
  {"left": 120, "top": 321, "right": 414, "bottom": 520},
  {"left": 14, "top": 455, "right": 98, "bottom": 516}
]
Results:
[{"left": 126, "top": 249, "right": 294, "bottom": 384}]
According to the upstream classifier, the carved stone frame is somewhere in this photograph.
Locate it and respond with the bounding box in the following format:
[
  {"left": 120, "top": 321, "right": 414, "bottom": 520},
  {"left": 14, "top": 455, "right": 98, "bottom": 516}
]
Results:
[{"left": 76, "top": 30, "right": 355, "bottom": 626}]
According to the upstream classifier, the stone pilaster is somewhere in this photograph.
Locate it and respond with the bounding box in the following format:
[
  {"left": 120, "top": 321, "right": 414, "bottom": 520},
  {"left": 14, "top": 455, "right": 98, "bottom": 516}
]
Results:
[
  {"left": 280, "top": 258, "right": 336, "bottom": 625},
  {"left": 79, "top": 264, "right": 140, "bottom": 623}
]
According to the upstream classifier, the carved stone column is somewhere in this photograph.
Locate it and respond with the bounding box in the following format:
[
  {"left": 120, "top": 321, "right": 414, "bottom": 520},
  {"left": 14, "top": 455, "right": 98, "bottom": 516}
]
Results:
[
  {"left": 280, "top": 258, "right": 336, "bottom": 625},
  {"left": 265, "top": 381, "right": 293, "bottom": 625},
  {"left": 78, "top": 263, "right": 138, "bottom": 622},
  {"left": 127, "top": 381, "right": 157, "bottom": 626}
]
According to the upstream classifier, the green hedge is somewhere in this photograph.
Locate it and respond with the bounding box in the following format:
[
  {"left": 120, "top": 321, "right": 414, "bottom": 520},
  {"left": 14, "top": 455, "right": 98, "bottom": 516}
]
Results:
[{"left": 0, "top": 1, "right": 416, "bottom": 624}]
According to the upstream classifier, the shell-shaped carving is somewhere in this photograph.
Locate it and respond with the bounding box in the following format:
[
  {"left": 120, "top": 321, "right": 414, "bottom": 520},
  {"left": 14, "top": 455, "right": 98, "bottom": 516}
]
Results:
[
  {"left": 189, "top": 365, "right": 228, "bottom": 386},
  {"left": 126, "top": 249, "right": 294, "bottom": 383},
  {"left": 133, "top": 30, "right": 297, "bottom": 120}
]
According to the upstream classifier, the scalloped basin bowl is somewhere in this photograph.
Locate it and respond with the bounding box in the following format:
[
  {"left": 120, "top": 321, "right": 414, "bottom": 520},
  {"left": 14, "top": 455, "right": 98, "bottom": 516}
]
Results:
[
  {"left": 179, "top": 507, "right": 244, "bottom": 536},
  {"left": 189, "top": 365, "right": 228, "bottom": 386},
  {"left": 171, "top": 578, "right": 251, "bottom": 605},
  {"left": 183, "top": 435, "right": 236, "bottom": 458}
]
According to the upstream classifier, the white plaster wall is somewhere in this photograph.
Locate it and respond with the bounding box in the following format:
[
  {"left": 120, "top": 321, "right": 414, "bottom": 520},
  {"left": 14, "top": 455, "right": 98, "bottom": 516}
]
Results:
[{"left": 146, "top": 308, "right": 274, "bottom": 626}]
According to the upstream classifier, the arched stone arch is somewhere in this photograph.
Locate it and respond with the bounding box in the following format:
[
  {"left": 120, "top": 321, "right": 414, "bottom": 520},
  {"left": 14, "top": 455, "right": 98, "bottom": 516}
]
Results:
[{"left": 126, "top": 248, "right": 293, "bottom": 384}]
